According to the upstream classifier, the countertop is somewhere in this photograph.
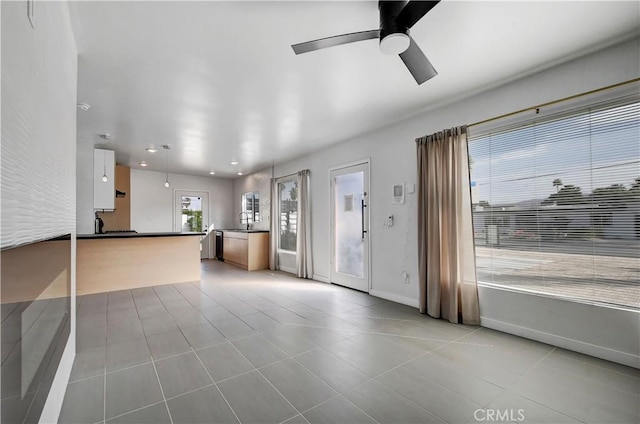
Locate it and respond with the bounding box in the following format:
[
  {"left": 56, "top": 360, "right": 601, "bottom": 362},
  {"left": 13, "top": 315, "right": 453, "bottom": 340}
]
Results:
[
  {"left": 78, "top": 232, "right": 205, "bottom": 240},
  {"left": 216, "top": 229, "right": 269, "bottom": 233}
]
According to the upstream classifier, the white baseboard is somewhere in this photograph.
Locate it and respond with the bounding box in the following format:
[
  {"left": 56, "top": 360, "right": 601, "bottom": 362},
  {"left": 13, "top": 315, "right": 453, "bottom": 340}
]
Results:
[
  {"left": 481, "top": 316, "right": 640, "bottom": 369},
  {"left": 312, "top": 274, "right": 330, "bottom": 283},
  {"left": 369, "top": 290, "right": 419, "bottom": 308}
]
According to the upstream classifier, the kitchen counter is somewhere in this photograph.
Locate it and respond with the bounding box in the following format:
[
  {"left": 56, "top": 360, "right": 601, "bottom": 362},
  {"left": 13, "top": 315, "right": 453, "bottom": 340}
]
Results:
[
  {"left": 78, "top": 231, "right": 205, "bottom": 239},
  {"left": 216, "top": 229, "right": 269, "bottom": 233},
  {"left": 76, "top": 232, "right": 202, "bottom": 295}
]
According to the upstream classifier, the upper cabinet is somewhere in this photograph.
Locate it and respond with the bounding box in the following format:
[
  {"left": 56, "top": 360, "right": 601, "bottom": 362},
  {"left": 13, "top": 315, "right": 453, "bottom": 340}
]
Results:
[{"left": 94, "top": 148, "right": 115, "bottom": 210}]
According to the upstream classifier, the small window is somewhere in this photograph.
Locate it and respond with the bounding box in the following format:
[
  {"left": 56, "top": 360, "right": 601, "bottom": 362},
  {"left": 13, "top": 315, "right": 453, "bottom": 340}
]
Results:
[{"left": 241, "top": 192, "right": 260, "bottom": 224}]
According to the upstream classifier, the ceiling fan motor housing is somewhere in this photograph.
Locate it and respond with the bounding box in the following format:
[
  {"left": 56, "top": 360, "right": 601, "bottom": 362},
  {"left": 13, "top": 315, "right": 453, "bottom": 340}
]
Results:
[{"left": 379, "top": 1, "right": 410, "bottom": 41}]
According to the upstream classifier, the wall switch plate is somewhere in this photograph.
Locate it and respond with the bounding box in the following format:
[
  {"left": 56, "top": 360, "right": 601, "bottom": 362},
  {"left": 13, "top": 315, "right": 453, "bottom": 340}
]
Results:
[{"left": 406, "top": 183, "right": 415, "bottom": 194}]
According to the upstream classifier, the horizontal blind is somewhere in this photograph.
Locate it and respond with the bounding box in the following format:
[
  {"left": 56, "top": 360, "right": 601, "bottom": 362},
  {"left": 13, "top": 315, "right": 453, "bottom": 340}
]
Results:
[{"left": 469, "top": 100, "right": 640, "bottom": 309}]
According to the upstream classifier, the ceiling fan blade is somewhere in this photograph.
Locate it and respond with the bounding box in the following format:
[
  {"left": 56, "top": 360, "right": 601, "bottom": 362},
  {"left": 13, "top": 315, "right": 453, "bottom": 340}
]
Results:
[
  {"left": 396, "top": 1, "right": 440, "bottom": 29},
  {"left": 292, "top": 29, "right": 380, "bottom": 55},
  {"left": 399, "top": 38, "right": 438, "bottom": 85}
]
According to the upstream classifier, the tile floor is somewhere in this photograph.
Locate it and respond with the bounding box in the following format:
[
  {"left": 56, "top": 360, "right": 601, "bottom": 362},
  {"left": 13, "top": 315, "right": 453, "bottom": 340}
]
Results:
[{"left": 59, "top": 260, "right": 640, "bottom": 424}]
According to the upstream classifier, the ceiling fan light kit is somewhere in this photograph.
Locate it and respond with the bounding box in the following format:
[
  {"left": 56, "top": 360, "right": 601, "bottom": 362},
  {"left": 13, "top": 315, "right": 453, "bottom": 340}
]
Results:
[
  {"left": 379, "top": 32, "right": 410, "bottom": 55},
  {"left": 292, "top": 0, "right": 440, "bottom": 85}
]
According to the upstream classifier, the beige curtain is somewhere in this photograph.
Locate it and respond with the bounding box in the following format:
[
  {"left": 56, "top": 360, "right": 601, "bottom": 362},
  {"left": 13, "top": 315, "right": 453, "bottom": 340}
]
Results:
[
  {"left": 269, "top": 178, "right": 278, "bottom": 270},
  {"left": 295, "top": 169, "right": 313, "bottom": 278},
  {"left": 416, "top": 126, "right": 480, "bottom": 325}
]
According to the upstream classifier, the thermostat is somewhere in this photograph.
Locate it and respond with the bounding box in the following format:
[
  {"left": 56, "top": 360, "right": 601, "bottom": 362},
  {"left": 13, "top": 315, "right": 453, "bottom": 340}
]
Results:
[{"left": 392, "top": 183, "right": 405, "bottom": 204}]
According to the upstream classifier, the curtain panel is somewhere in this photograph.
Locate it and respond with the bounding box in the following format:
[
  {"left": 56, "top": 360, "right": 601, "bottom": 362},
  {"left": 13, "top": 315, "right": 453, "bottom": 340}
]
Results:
[
  {"left": 416, "top": 126, "right": 480, "bottom": 324},
  {"left": 296, "top": 169, "right": 313, "bottom": 278}
]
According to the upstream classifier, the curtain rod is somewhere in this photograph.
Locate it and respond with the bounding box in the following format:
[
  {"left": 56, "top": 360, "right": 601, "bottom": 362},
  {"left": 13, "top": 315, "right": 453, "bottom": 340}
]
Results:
[
  {"left": 275, "top": 172, "right": 297, "bottom": 180},
  {"left": 468, "top": 78, "right": 640, "bottom": 128}
]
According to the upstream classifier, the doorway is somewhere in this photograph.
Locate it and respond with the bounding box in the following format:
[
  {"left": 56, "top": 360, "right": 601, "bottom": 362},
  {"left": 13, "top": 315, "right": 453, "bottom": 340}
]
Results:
[
  {"left": 174, "top": 190, "right": 209, "bottom": 259},
  {"left": 330, "top": 161, "right": 370, "bottom": 292}
]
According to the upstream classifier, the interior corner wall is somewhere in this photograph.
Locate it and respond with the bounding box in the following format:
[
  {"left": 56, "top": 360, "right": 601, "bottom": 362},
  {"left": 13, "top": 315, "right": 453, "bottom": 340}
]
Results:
[
  {"left": 244, "top": 36, "right": 640, "bottom": 365},
  {"left": 1, "top": 1, "right": 78, "bottom": 422},
  {"left": 130, "top": 169, "right": 235, "bottom": 233}
]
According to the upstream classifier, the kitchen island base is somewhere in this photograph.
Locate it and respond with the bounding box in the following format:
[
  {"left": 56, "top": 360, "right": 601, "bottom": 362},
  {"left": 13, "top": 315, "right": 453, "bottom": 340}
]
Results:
[{"left": 77, "top": 233, "right": 201, "bottom": 295}]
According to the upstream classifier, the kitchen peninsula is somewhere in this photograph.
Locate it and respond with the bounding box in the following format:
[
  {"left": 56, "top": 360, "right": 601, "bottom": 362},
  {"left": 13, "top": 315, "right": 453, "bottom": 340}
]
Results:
[{"left": 77, "top": 232, "right": 203, "bottom": 295}]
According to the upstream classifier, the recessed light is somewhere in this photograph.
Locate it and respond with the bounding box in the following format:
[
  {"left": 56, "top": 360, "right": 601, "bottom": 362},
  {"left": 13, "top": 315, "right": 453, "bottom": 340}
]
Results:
[
  {"left": 146, "top": 147, "right": 158, "bottom": 153},
  {"left": 209, "top": 170, "right": 216, "bottom": 175},
  {"left": 77, "top": 103, "right": 91, "bottom": 111},
  {"left": 230, "top": 161, "right": 239, "bottom": 165},
  {"left": 139, "top": 161, "right": 148, "bottom": 167},
  {"left": 237, "top": 171, "right": 243, "bottom": 176}
]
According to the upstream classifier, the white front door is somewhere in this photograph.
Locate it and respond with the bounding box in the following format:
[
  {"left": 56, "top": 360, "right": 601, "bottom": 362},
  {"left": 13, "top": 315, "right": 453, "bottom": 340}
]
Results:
[
  {"left": 330, "top": 162, "right": 370, "bottom": 292},
  {"left": 174, "top": 190, "right": 209, "bottom": 259}
]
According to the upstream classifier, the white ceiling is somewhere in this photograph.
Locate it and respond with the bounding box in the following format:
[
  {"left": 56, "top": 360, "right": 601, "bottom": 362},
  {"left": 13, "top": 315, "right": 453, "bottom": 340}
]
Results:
[{"left": 69, "top": 1, "right": 640, "bottom": 178}]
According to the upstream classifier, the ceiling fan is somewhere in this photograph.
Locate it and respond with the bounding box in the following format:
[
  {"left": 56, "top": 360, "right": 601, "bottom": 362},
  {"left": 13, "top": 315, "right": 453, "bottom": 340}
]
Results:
[{"left": 292, "top": 1, "right": 441, "bottom": 85}]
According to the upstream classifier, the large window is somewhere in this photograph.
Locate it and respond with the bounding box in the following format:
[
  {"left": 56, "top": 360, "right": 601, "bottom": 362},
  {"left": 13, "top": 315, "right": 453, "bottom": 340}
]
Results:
[
  {"left": 469, "top": 100, "right": 640, "bottom": 309},
  {"left": 278, "top": 179, "right": 298, "bottom": 252}
]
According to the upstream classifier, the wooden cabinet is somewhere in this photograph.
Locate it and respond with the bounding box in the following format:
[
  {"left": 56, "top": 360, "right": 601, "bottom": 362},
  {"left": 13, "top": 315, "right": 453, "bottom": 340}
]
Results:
[
  {"left": 99, "top": 165, "right": 131, "bottom": 231},
  {"left": 223, "top": 231, "right": 269, "bottom": 271}
]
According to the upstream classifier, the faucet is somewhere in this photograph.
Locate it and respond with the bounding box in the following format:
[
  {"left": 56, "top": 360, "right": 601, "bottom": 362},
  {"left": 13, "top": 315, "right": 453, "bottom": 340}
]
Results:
[{"left": 239, "top": 212, "right": 250, "bottom": 230}]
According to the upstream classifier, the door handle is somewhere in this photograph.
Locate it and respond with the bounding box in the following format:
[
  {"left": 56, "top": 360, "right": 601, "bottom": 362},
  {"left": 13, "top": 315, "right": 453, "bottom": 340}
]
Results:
[{"left": 361, "top": 198, "right": 367, "bottom": 239}]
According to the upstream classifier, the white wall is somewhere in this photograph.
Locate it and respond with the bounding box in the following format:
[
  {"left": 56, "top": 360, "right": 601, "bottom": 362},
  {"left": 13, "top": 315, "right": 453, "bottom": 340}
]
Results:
[
  {"left": 479, "top": 286, "right": 640, "bottom": 367},
  {"left": 76, "top": 135, "right": 94, "bottom": 234},
  {"left": 1, "top": 1, "right": 77, "bottom": 248},
  {"left": 1, "top": 1, "right": 78, "bottom": 421},
  {"left": 130, "top": 169, "right": 234, "bottom": 233},
  {"left": 237, "top": 36, "right": 640, "bottom": 366}
]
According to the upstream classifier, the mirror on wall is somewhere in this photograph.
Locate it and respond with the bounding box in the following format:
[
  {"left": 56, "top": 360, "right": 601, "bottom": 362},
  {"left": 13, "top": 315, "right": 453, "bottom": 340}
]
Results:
[{"left": 241, "top": 192, "right": 260, "bottom": 225}]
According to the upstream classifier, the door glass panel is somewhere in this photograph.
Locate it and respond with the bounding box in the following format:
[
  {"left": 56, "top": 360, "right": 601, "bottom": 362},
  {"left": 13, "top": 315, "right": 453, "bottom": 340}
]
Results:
[
  {"left": 181, "top": 196, "right": 203, "bottom": 232},
  {"left": 334, "top": 172, "right": 364, "bottom": 278},
  {"left": 279, "top": 180, "right": 297, "bottom": 252}
]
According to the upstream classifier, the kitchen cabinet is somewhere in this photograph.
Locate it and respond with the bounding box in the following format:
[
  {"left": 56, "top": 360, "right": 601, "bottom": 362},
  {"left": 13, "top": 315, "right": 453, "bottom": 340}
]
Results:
[
  {"left": 93, "top": 148, "right": 115, "bottom": 210},
  {"left": 223, "top": 231, "right": 269, "bottom": 271},
  {"left": 99, "top": 165, "right": 130, "bottom": 231}
]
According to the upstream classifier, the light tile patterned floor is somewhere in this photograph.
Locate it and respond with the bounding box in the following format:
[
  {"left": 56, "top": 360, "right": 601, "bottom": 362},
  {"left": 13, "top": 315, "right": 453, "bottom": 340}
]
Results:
[{"left": 59, "top": 260, "right": 640, "bottom": 424}]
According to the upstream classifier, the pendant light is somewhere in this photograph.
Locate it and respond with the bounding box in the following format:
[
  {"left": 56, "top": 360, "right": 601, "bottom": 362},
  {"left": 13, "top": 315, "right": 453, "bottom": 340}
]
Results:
[
  {"left": 101, "top": 150, "right": 108, "bottom": 182},
  {"left": 162, "top": 145, "right": 171, "bottom": 188}
]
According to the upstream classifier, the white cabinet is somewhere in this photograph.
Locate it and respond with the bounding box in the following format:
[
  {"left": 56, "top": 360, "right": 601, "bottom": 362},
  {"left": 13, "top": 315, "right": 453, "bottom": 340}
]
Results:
[{"left": 94, "top": 148, "right": 115, "bottom": 210}]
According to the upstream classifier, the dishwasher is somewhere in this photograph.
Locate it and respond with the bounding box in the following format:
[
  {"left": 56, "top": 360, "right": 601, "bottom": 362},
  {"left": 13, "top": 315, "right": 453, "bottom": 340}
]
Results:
[{"left": 215, "top": 231, "right": 224, "bottom": 261}]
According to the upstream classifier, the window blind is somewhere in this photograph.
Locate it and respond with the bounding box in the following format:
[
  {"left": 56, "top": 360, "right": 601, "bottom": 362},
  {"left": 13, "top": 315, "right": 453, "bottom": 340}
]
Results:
[{"left": 468, "top": 99, "right": 640, "bottom": 309}]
